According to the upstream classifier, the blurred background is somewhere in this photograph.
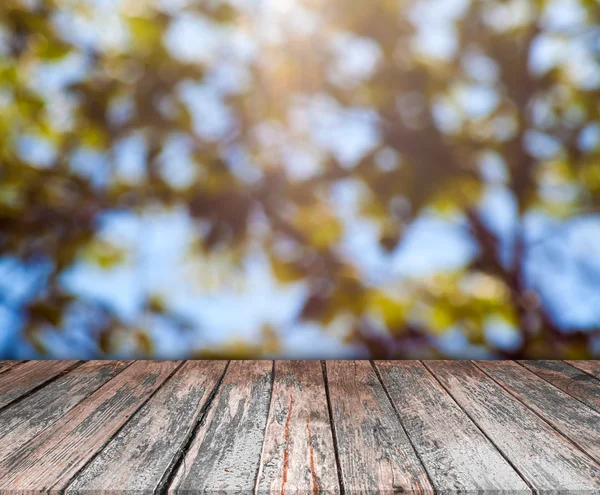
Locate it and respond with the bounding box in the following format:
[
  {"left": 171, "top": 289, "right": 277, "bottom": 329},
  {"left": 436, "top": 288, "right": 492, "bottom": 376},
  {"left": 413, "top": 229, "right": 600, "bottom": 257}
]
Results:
[{"left": 1, "top": 0, "right": 600, "bottom": 359}]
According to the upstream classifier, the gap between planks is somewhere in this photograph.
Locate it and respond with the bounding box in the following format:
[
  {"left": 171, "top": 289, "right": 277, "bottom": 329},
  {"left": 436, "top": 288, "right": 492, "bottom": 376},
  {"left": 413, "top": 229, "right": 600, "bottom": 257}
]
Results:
[
  {"left": 322, "top": 360, "right": 346, "bottom": 495},
  {"left": 473, "top": 360, "right": 600, "bottom": 469},
  {"left": 370, "top": 361, "right": 437, "bottom": 492},
  {"left": 520, "top": 360, "right": 600, "bottom": 414},
  {"left": 2, "top": 360, "right": 600, "bottom": 494},
  {"left": 155, "top": 360, "right": 231, "bottom": 494},
  {"left": 426, "top": 360, "right": 600, "bottom": 492},
  {"left": 0, "top": 360, "right": 83, "bottom": 412},
  {"left": 417, "top": 360, "right": 536, "bottom": 494}
]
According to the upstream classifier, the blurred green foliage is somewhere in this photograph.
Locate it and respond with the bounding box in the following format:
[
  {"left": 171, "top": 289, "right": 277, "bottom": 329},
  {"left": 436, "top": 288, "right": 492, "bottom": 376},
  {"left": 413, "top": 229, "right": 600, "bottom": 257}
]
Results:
[{"left": 1, "top": 0, "right": 600, "bottom": 358}]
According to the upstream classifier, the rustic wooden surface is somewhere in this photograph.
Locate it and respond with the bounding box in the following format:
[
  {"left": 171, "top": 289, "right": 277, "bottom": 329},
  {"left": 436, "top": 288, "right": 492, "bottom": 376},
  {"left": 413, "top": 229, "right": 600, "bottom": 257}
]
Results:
[
  {"left": 426, "top": 360, "right": 600, "bottom": 492},
  {"left": 376, "top": 361, "right": 530, "bottom": 493},
  {"left": 521, "top": 360, "right": 600, "bottom": 414},
  {"left": 170, "top": 360, "right": 273, "bottom": 493},
  {"left": 0, "top": 360, "right": 599, "bottom": 493},
  {"left": 327, "top": 360, "right": 433, "bottom": 494},
  {"left": 256, "top": 361, "right": 339, "bottom": 494}
]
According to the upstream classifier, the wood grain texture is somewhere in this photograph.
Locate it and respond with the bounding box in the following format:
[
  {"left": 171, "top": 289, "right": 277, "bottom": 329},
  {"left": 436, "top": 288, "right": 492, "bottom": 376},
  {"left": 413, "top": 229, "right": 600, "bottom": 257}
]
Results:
[
  {"left": 257, "top": 360, "right": 340, "bottom": 495},
  {"left": 567, "top": 360, "right": 600, "bottom": 379},
  {"left": 1, "top": 359, "right": 600, "bottom": 493},
  {"left": 521, "top": 361, "right": 600, "bottom": 414},
  {"left": 65, "top": 360, "right": 227, "bottom": 493},
  {"left": 426, "top": 360, "right": 600, "bottom": 492},
  {"left": 375, "top": 361, "right": 530, "bottom": 494},
  {"left": 169, "top": 360, "right": 273, "bottom": 493},
  {"left": 0, "top": 361, "right": 24, "bottom": 374},
  {"left": 0, "top": 360, "right": 78, "bottom": 409},
  {"left": 519, "top": 361, "right": 600, "bottom": 412},
  {"left": 0, "top": 360, "right": 180, "bottom": 491},
  {"left": 0, "top": 360, "right": 131, "bottom": 462},
  {"left": 475, "top": 360, "right": 600, "bottom": 461},
  {"left": 326, "top": 361, "right": 433, "bottom": 494}
]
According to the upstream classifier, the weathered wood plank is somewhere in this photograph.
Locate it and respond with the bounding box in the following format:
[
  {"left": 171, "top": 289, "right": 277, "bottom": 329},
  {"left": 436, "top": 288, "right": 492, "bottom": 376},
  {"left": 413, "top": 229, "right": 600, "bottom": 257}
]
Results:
[
  {"left": 0, "top": 360, "right": 78, "bottom": 409},
  {"left": 169, "top": 360, "right": 273, "bottom": 493},
  {"left": 520, "top": 361, "right": 600, "bottom": 414},
  {"left": 326, "top": 361, "right": 433, "bottom": 494},
  {"left": 0, "top": 361, "right": 24, "bottom": 374},
  {"left": 376, "top": 361, "right": 530, "bottom": 493},
  {"left": 0, "top": 360, "right": 131, "bottom": 462},
  {"left": 426, "top": 360, "right": 600, "bottom": 492},
  {"left": 567, "top": 360, "right": 600, "bottom": 379},
  {"left": 257, "top": 360, "right": 339, "bottom": 495},
  {"left": 0, "top": 360, "right": 180, "bottom": 491},
  {"left": 475, "top": 360, "right": 600, "bottom": 461},
  {"left": 65, "top": 360, "right": 227, "bottom": 493}
]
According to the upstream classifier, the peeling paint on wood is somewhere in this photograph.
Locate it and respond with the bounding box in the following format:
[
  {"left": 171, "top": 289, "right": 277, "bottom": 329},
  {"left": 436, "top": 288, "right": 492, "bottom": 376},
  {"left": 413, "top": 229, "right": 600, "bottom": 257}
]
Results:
[
  {"left": 0, "top": 360, "right": 131, "bottom": 462},
  {"left": 475, "top": 360, "right": 600, "bottom": 462},
  {"left": 65, "top": 360, "right": 226, "bottom": 493},
  {"left": 257, "top": 360, "right": 339, "bottom": 494},
  {"left": 521, "top": 360, "right": 600, "bottom": 414},
  {"left": 326, "top": 360, "right": 433, "bottom": 494},
  {"left": 376, "top": 361, "right": 531, "bottom": 493},
  {"left": 426, "top": 360, "right": 600, "bottom": 492},
  {"left": 0, "top": 360, "right": 180, "bottom": 491},
  {"left": 0, "top": 360, "right": 78, "bottom": 409},
  {"left": 0, "top": 360, "right": 599, "bottom": 494},
  {"left": 169, "top": 360, "right": 272, "bottom": 493}
]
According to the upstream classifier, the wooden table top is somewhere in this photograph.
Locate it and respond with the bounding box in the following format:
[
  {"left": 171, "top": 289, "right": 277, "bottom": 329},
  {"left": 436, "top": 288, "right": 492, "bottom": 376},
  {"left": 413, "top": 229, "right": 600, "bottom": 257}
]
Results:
[{"left": 0, "top": 360, "right": 599, "bottom": 493}]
